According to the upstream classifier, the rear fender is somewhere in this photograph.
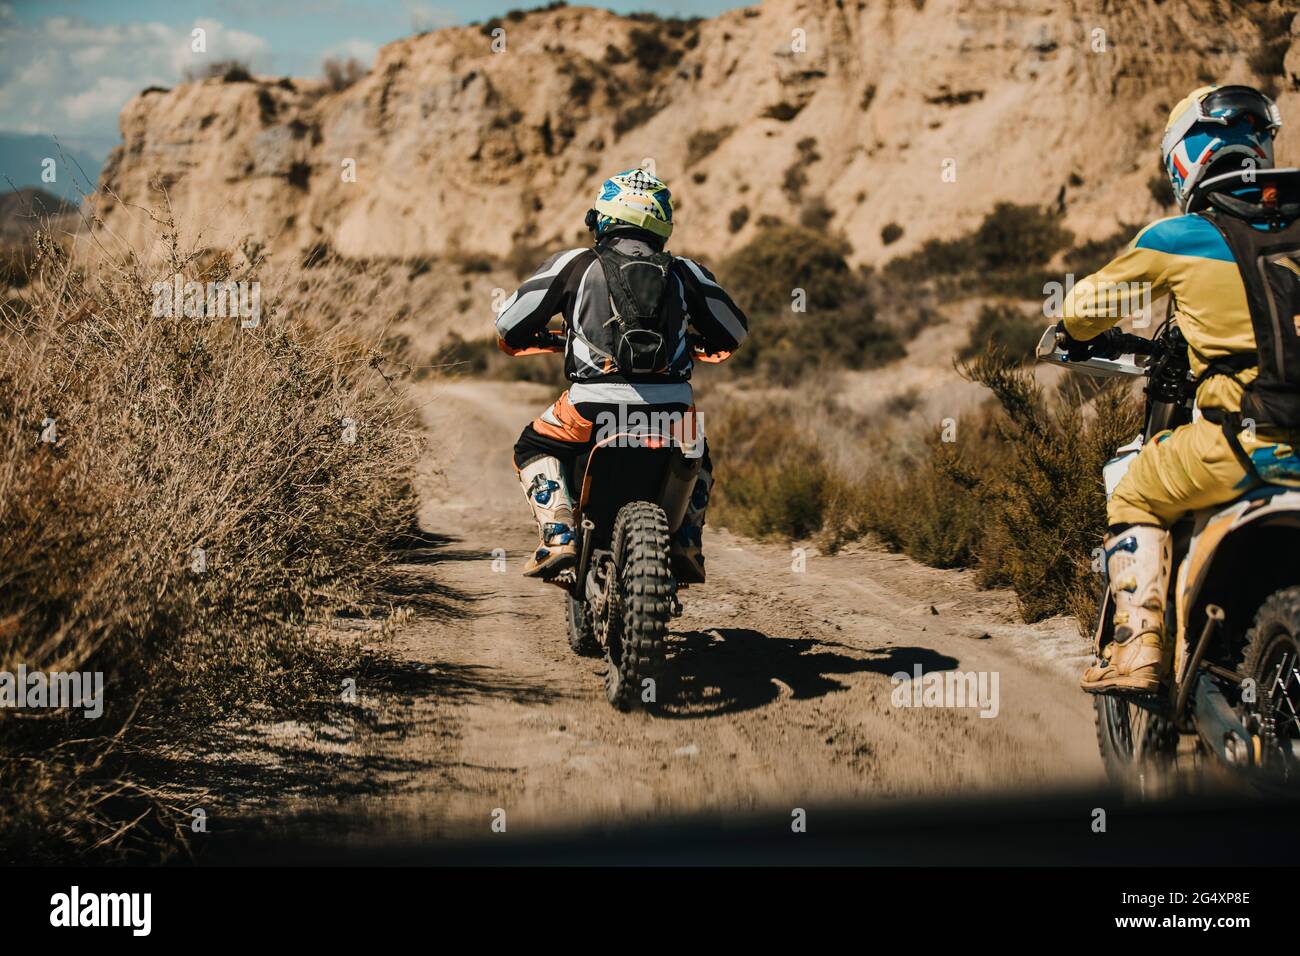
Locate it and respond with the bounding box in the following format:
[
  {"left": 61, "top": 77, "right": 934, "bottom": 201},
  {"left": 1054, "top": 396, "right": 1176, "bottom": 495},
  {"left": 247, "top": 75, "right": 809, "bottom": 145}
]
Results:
[{"left": 1177, "top": 489, "right": 1300, "bottom": 670}]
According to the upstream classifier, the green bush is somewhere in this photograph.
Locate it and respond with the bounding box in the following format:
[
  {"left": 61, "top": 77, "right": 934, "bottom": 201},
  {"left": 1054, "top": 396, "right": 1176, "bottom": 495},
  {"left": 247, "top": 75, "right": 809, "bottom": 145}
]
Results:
[
  {"left": 720, "top": 224, "right": 853, "bottom": 313},
  {"left": 628, "top": 28, "right": 680, "bottom": 73},
  {"left": 763, "top": 101, "right": 805, "bottom": 121},
  {"left": 686, "top": 125, "right": 735, "bottom": 167},
  {"left": 719, "top": 224, "right": 906, "bottom": 383},
  {"left": 885, "top": 202, "right": 1072, "bottom": 285},
  {"left": 1148, "top": 171, "right": 1175, "bottom": 208},
  {"left": 959, "top": 303, "right": 1042, "bottom": 364},
  {"left": 973, "top": 202, "right": 1073, "bottom": 270}
]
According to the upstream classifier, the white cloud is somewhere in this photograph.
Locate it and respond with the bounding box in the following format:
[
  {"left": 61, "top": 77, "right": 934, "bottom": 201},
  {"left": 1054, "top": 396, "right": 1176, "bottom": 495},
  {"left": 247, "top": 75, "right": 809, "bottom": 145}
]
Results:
[
  {"left": 404, "top": 2, "right": 457, "bottom": 34},
  {"left": 321, "top": 37, "right": 379, "bottom": 68},
  {"left": 61, "top": 75, "right": 141, "bottom": 123},
  {"left": 0, "top": 15, "right": 269, "bottom": 147}
]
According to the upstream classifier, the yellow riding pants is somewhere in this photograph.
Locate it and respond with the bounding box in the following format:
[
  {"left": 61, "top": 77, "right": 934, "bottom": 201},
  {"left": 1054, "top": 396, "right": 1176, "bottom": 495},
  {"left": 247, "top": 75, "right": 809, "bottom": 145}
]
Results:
[{"left": 1108, "top": 417, "right": 1298, "bottom": 528}]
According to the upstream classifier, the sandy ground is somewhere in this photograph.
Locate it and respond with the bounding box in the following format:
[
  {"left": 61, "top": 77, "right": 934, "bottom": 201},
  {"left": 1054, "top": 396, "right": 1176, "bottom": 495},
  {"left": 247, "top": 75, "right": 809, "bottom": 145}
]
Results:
[{"left": 201, "top": 375, "right": 1103, "bottom": 847}]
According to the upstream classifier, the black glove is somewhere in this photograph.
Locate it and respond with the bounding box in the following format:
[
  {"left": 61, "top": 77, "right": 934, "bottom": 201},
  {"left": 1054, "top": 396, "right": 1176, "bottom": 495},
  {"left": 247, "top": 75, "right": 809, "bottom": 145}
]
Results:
[{"left": 1056, "top": 322, "right": 1125, "bottom": 361}]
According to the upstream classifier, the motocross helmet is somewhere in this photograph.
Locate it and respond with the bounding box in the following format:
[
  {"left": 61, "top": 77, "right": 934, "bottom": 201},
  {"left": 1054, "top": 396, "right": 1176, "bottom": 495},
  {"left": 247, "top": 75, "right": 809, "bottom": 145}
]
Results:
[
  {"left": 585, "top": 168, "right": 674, "bottom": 238},
  {"left": 1162, "top": 84, "right": 1281, "bottom": 212}
]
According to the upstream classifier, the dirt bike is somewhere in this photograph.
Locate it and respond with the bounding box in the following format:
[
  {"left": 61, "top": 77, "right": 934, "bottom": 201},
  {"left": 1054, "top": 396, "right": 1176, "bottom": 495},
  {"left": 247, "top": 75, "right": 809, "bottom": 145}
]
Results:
[
  {"left": 1037, "top": 320, "right": 1300, "bottom": 794},
  {"left": 522, "top": 329, "right": 720, "bottom": 711}
]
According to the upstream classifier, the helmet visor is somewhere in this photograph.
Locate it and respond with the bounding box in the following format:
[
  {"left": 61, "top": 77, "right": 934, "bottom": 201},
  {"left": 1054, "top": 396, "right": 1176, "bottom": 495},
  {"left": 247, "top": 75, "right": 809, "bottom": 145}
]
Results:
[
  {"left": 1200, "top": 85, "right": 1281, "bottom": 130},
  {"left": 1162, "top": 86, "right": 1282, "bottom": 160}
]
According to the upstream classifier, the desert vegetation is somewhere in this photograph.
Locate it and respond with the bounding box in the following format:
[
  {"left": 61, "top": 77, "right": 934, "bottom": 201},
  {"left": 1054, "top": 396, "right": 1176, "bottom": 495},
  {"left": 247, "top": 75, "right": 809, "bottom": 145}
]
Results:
[
  {"left": 710, "top": 200, "right": 1145, "bottom": 631},
  {"left": 0, "top": 224, "right": 423, "bottom": 860},
  {"left": 711, "top": 350, "right": 1141, "bottom": 628}
]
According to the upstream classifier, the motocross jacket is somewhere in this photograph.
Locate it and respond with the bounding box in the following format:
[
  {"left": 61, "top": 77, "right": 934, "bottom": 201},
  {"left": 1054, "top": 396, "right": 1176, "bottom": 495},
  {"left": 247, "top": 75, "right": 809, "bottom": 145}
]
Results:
[
  {"left": 494, "top": 233, "right": 748, "bottom": 397},
  {"left": 1061, "top": 213, "right": 1267, "bottom": 414}
]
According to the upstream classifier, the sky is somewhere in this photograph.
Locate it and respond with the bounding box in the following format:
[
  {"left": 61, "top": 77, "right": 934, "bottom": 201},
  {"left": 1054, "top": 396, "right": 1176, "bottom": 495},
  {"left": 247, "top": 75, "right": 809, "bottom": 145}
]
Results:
[{"left": 0, "top": 0, "right": 744, "bottom": 182}]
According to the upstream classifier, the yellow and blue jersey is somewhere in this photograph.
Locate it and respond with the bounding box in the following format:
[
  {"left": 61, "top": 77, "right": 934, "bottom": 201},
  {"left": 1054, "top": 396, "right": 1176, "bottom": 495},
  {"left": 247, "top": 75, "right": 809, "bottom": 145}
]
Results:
[{"left": 1062, "top": 213, "right": 1258, "bottom": 413}]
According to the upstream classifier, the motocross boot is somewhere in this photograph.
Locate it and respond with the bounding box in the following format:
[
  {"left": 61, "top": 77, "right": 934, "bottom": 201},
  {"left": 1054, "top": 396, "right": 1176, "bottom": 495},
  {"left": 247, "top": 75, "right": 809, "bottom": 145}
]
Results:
[
  {"left": 519, "top": 457, "right": 577, "bottom": 578},
  {"left": 669, "top": 464, "right": 712, "bottom": 584},
  {"left": 1080, "top": 525, "right": 1173, "bottom": 695}
]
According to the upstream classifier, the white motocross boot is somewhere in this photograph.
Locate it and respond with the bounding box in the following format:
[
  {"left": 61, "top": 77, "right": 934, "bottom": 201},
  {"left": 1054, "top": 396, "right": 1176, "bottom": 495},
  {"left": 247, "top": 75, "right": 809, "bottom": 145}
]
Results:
[
  {"left": 1080, "top": 525, "right": 1173, "bottom": 695},
  {"left": 519, "top": 457, "right": 577, "bottom": 578}
]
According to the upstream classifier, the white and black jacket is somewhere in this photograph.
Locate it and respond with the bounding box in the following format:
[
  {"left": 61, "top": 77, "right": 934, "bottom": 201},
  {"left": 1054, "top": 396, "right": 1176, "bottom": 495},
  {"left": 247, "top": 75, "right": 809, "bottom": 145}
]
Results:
[{"left": 494, "top": 233, "right": 749, "bottom": 388}]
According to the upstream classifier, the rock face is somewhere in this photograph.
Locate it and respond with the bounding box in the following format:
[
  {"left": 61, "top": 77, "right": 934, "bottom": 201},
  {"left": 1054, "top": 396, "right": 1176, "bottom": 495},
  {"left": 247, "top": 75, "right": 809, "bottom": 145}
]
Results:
[{"left": 93, "top": 0, "right": 1298, "bottom": 265}]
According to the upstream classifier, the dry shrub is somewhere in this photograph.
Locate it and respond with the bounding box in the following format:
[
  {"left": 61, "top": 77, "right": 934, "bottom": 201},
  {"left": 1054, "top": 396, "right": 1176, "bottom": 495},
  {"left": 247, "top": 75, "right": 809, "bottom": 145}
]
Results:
[
  {"left": 0, "top": 228, "right": 422, "bottom": 860},
  {"left": 709, "top": 399, "right": 840, "bottom": 540},
  {"left": 322, "top": 56, "right": 367, "bottom": 92},
  {"left": 686, "top": 125, "right": 735, "bottom": 167},
  {"left": 441, "top": 332, "right": 569, "bottom": 389},
  {"left": 963, "top": 351, "right": 1142, "bottom": 624},
  {"left": 845, "top": 423, "right": 997, "bottom": 568}
]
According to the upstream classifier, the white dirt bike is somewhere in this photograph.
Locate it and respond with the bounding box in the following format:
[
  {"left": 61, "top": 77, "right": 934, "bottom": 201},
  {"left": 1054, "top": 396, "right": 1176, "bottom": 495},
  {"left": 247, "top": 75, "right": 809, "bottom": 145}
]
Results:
[{"left": 1038, "top": 321, "right": 1300, "bottom": 793}]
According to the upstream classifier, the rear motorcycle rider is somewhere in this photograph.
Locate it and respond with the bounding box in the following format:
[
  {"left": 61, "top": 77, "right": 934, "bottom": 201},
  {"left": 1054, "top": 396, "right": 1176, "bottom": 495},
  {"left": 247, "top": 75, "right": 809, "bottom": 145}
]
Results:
[
  {"left": 494, "top": 168, "right": 749, "bottom": 581},
  {"left": 1057, "top": 85, "right": 1300, "bottom": 695}
]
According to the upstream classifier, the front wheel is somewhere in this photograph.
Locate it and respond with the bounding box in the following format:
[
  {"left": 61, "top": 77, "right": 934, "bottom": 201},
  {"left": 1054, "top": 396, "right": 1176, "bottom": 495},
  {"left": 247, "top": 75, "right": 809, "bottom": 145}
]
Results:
[
  {"left": 1093, "top": 695, "right": 1178, "bottom": 794},
  {"left": 604, "top": 500, "right": 674, "bottom": 712},
  {"left": 1091, "top": 586, "right": 1178, "bottom": 793}
]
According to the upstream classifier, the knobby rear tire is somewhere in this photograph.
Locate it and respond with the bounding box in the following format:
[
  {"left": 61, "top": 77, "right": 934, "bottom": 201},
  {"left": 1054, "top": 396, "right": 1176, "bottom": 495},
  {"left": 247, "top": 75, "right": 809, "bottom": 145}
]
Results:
[{"left": 604, "top": 500, "right": 674, "bottom": 712}]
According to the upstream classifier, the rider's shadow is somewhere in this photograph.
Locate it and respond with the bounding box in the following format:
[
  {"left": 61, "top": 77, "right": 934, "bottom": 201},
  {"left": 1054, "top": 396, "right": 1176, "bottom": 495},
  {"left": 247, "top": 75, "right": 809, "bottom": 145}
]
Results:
[{"left": 657, "top": 628, "right": 959, "bottom": 719}]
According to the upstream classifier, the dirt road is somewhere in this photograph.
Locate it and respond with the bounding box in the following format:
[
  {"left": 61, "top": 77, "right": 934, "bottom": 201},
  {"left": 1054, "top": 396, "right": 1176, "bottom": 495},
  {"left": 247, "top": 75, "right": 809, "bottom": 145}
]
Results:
[
  {"left": 286, "top": 377, "right": 1098, "bottom": 840},
  {"left": 209, "top": 378, "right": 1102, "bottom": 846}
]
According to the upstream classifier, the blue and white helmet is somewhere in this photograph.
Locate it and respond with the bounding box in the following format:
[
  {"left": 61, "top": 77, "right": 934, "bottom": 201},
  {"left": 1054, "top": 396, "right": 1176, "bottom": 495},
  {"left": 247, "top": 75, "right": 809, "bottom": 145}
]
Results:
[{"left": 1162, "top": 84, "right": 1281, "bottom": 212}]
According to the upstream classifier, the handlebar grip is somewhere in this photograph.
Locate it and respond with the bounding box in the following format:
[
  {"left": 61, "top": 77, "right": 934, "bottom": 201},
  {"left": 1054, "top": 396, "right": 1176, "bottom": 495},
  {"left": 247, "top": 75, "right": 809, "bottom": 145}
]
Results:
[{"left": 1114, "top": 332, "right": 1158, "bottom": 356}]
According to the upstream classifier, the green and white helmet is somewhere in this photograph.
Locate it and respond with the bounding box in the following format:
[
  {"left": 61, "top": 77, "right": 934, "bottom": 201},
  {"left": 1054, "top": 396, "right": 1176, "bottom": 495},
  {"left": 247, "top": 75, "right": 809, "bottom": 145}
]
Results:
[{"left": 589, "top": 168, "right": 674, "bottom": 238}]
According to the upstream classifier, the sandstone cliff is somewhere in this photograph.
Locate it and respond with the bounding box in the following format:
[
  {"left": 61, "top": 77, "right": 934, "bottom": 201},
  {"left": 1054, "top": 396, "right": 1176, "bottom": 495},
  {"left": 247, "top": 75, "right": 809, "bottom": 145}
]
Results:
[{"left": 93, "top": 0, "right": 1298, "bottom": 266}]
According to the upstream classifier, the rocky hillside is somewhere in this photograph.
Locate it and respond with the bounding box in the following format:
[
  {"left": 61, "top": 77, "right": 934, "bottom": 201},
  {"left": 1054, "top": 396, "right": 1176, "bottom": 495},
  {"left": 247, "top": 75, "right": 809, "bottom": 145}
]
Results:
[
  {"left": 0, "top": 187, "right": 79, "bottom": 243},
  {"left": 92, "top": 0, "right": 1298, "bottom": 266}
]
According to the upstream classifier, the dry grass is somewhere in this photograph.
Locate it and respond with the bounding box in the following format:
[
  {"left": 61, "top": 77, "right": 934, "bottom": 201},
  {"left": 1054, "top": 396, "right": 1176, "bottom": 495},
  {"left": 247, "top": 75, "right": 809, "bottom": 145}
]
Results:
[{"left": 0, "top": 222, "right": 423, "bottom": 861}]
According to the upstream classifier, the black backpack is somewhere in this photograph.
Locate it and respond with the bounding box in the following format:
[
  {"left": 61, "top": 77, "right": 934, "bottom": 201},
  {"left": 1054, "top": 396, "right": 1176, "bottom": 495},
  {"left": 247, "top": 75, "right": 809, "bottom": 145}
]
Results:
[
  {"left": 1193, "top": 169, "right": 1300, "bottom": 470},
  {"left": 593, "top": 244, "right": 677, "bottom": 375}
]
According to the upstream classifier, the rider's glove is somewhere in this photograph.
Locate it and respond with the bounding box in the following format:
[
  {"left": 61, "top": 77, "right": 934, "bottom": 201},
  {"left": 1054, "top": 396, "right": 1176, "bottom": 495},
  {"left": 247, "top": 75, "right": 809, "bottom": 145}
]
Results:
[{"left": 1056, "top": 322, "right": 1124, "bottom": 362}]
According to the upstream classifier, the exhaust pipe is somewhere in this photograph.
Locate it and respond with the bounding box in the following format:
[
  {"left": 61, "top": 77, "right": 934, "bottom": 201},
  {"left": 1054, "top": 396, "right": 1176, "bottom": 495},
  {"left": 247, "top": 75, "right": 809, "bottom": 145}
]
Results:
[{"left": 658, "top": 449, "right": 702, "bottom": 534}]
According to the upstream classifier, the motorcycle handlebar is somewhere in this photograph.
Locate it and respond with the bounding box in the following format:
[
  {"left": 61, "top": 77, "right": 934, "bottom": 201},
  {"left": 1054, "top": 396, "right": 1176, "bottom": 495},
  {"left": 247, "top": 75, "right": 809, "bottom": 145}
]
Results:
[{"left": 1111, "top": 332, "right": 1160, "bottom": 357}]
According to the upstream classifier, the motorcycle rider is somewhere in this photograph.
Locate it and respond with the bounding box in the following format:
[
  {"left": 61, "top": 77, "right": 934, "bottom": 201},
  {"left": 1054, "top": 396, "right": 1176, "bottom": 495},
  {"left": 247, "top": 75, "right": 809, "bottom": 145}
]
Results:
[
  {"left": 495, "top": 167, "right": 748, "bottom": 580},
  {"left": 1059, "top": 85, "right": 1300, "bottom": 695}
]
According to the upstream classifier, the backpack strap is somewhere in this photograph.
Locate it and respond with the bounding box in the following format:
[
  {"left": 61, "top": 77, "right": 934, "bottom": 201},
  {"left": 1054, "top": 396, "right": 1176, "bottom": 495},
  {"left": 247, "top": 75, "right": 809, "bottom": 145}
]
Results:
[
  {"left": 1199, "top": 406, "right": 1262, "bottom": 483},
  {"left": 1188, "top": 338, "right": 1257, "bottom": 389}
]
